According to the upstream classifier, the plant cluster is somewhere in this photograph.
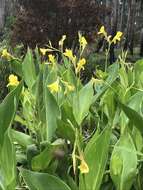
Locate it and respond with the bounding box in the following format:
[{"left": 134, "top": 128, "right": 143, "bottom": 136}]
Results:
[{"left": 0, "top": 28, "right": 143, "bottom": 190}]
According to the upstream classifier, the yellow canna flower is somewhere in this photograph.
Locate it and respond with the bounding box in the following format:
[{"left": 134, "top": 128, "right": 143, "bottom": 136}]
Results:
[
  {"left": 63, "top": 49, "right": 76, "bottom": 63},
  {"left": 48, "top": 54, "right": 55, "bottom": 64},
  {"left": 79, "top": 32, "right": 87, "bottom": 50},
  {"left": 63, "top": 49, "right": 73, "bottom": 59},
  {"left": 40, "top": 48, "right": 50, "bottom": 56},
  {"left": 64, "top": 84, "right": 75, "bottom": 95},
  {"left": 107, "top": 35, "right": 112, "bottom": 43},
  {"left": 47, "top": 79, "right": 60, "bottom": 93},
  {"left": 61, "top": 80, "right": 75, "bottom": 94},
  {"left": 1, "top": 49, "right": 13, "bottom": 61},
  {"left": 98, "top": 26, "right": 107, "bottom": 36},
  {"left": 112, "top": 31, "right": 123, "bottom": 44},
  {"left": 59, "top": 35, "right": 66, "bottom": 47},
  {"left": 67, "top": 84, "right": 75, "bottom": 92},
  {"left": 76, "top": 58, "right": 86, "bottom": 74},
  {"left": 7, "top": 74, "right": 19, "bottom": 87},
  {"left": 78, "top": 154, "right": 89, "bottom": 174}
]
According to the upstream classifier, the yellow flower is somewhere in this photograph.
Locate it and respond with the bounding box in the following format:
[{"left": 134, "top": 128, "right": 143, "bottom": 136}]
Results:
[
  {"left": 98, "top": 26, "right": 107, "bottom": 36},
  {"left": 64, "top": 84, "right": 75, "bottom": 95},
  {"left": 1, "top": 49, "right": 13, "bottom": 60},
  {"left": 61, "top": 80, "right": 75, "bottom": 94},
  {"left": 76, "top": 58, "right": 86, "bottom": 74},
  {"left": 79, "top": 33, "right": 87, "bottom": 50},
  {"left": 59, "top": 35, "right": 66, "bottom": 47},
  {"left": 40, "top": 48, "right": 51, "bottom": 56},
  {"left": 48, "top": 54, "right": 55, "bottom": 64},
  {"left": 63, "top": 49, "right": 73, "bottom": 59},
  {"left": 47, "top": 79, "right": 60, "bottom": 93},
  {"left": 7, "top": 74, "right": 19, "bottom": 87},
  {"left": 112, "top": 31, "right": 123, "bottom": 44},
  {"left": 67, "top": 84, "right": 75, "bottom": 92},
  {"left": 63, "top": 49, "right": 76, "bottom": 63},
  {"left": 107, "top": 35, "right": 112, "bottom": 43},
  {"left": 78, "top": 157, "right": 89, "bottom": 174}
]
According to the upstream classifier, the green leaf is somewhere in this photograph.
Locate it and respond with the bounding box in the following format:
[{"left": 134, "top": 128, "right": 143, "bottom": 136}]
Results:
[
  {"left": 44, "top": 88, "right": 60, "bottom": 142},
  {"left": 128, "top": 91, "right": 143, "bottom": 114},
  {"left": 93, "top": 63, "right": 119, "bottom": 103},
  {"left": 0, "top": 82, "right": 23, "bottom": 148},
  {"left": 32, "top": 141, "right": 64, "bottom": 171},
  {"left": 73, "top": 81, "right": 94, "bottom": 125},
  {"left": 119, "top": 102, "right": 143, "bottom": 135},
  {"left": 110, "top": 133, "right": 137, "bottom": 190},
  {"left": 21, "top": 169, "right": 71, "bottom": 190},
  {"left": 0, "top": 130, "right": 16, "bottom": 190},
  {"left": 22, "top": 48, "right": 36, "bottom": 89},
  {"left": 10, "top": 59, "right": 22, "bottom": 76},
  {"left": 11, "top": 129, "right": 34, "bottom": 147},
  {"left": 135, "top": 59, "right": 143, "bottom": 86},
  {"left": 0, "top": 83, "right": 22, "bottom": 190},
  {"left": 56, "top": 119, "right": 75, "bottom": 144},
  {"left": 79, "top": 126, "right": 111, "bottom": 190}
]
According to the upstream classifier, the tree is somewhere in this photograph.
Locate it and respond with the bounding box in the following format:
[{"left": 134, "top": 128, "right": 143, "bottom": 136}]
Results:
[
  {"left": 140, "top": 28, "right": 143, "bottom": 57},
  {"left": 11, "top": 0, "right": 109, "bottom": 48},
  {"left": 124, "top": 0, "right": 137, "bottom": 55},
  {"left": 109, "top": 0, "right": 119, "bottom": 64},
  {"left": 0, "top": 0, "right": 6, "bottom": 33}
]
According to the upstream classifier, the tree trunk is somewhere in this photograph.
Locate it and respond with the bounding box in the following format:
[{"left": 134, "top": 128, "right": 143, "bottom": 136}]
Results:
[
  {"left": 109, "top": 0, "right": 119, "bottom": 64},
  {"left": 124, "top": 0, "right": 136, "bottom": 55},
  {"left": 119, "top": 0, "right": 126, "bottom": 32},
  {"left": 0, "top": 0, "right": 17, "bottom": 34},
  {"left": 0, "top": 0, "right": 6, "bottom": 33},
  {"left": 140, "top": 28, "right": 143, "bottom": 57}
]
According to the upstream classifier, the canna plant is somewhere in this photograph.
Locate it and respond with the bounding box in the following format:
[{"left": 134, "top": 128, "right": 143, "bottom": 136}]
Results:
[{"left": 0, "top": 28, "right": 143, "bottom": 190}]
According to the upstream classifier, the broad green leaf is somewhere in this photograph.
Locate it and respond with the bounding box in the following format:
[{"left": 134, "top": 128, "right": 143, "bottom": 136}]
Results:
[
  {"left": 0, "top": 83, "right": 22, "bottom": 190},
  {"left": 128, "top": 91, "right": 143, "bottom": 114},
  {"left": 79, "top": 126, "right": 111, "bottom": 190},
  {"left": 110, "top": 133, "right": 137, "bottom": 190},
  {"left": 56, "top": 119, "right": 75, "bottom": 144},
  {"left": 93, "top": 63, "right": 119, "bottom": 103},
  {"left": 132, "top": 127, "right": 143, "bottom": 152},
  {"left": 21, "top": 169, "right": 71, "bottom": 190},
  {"left": 22, "top": 48, "right": 36, "bottom": 89},
  {"left": 61, "top": 68, "right": 77, "bottom": 89},
  {"left": 32, "top": 140, "right": 64, "bottom": 171},
  {"left": 119, "top": 102, "right": 143, "bottom": 135},
  {"left": 44, "top": 88, "right": 60, "bottom": 142},
  {"left": 135, "top": 59, "right": 143, "bottom": 87},
  {"left": 0, "top": 130, "right": 16, "bottom": 190},
  {"left": 66, "top": 176, "right": 78, "bottom": 190},
  {"left": 73, "top": 81, "right": 94, "bottom": 125},
  {"left": 10, "top": 59, "right": 22, "bottom": 76},
  {"left": 0, "top": 82, "right": 23, "bottom": 148},
  {"left": 119, "top": 91, "right": 143, "bottom": 133},
  {"left": 100, "top": 89, "right": 115, "bottom": 120},
  {"left": 61, "top": 101, "right": 78, "bottom": 128},
  {"left": 11, "top": 129, "right": 34, "bottom": 147}
]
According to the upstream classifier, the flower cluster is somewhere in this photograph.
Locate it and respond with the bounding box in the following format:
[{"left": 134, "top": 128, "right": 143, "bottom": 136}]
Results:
[
  {"left": 98, "top": 26, "right": 123, "bottom": 44},
  {"left": 47, "top": 78, "right": 75, "bottom": 94}
]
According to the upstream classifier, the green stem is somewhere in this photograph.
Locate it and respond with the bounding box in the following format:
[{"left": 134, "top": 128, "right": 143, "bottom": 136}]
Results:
[{"left": 105, "top": 44, "right": 111, "bottom": 72}]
